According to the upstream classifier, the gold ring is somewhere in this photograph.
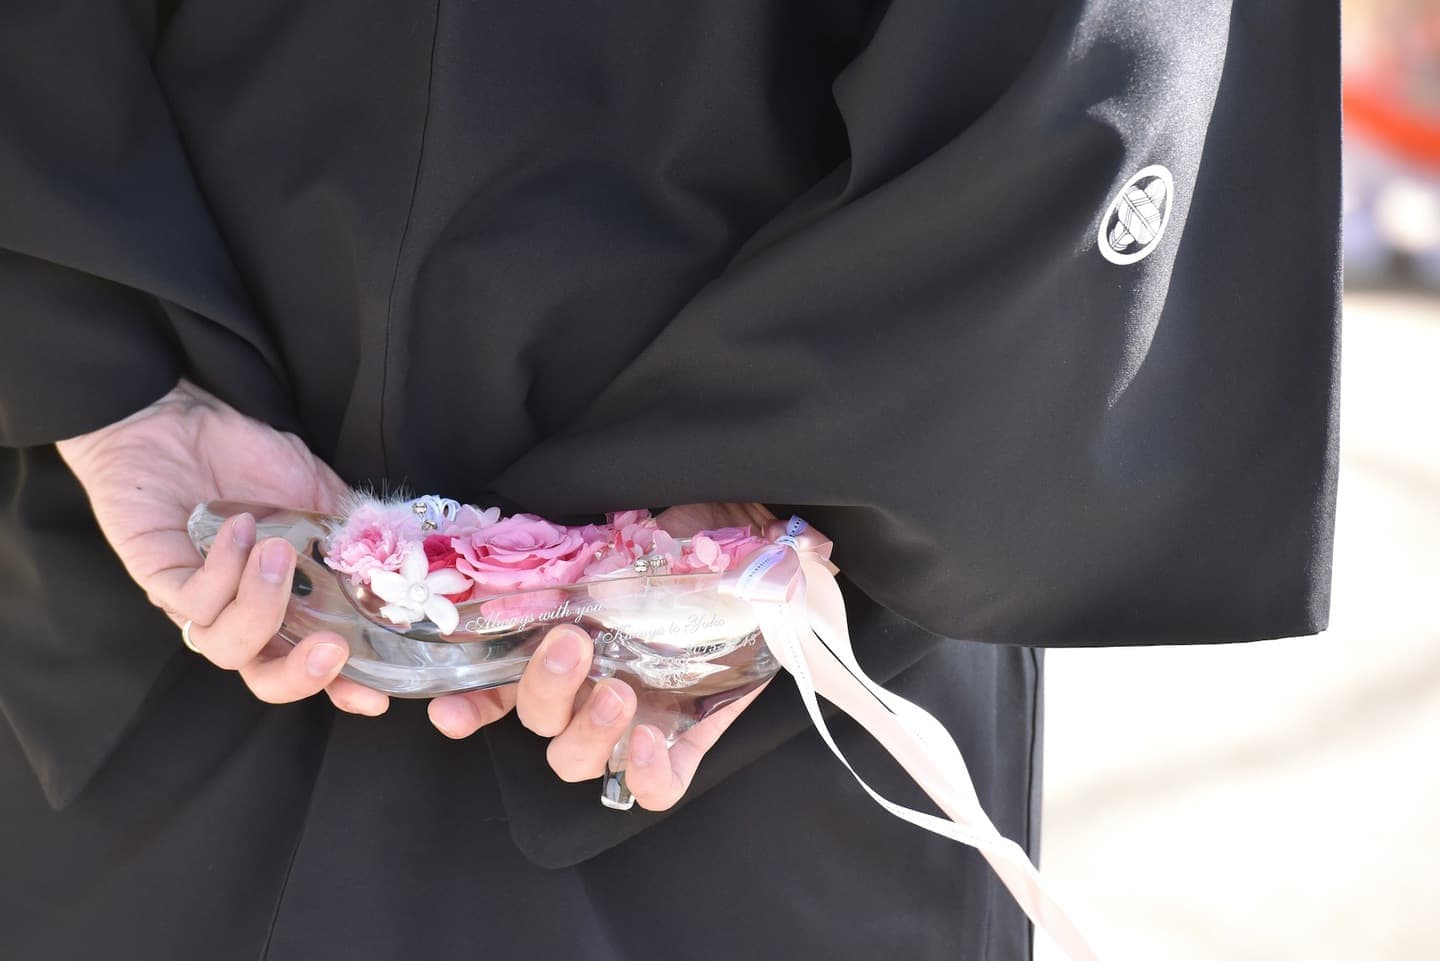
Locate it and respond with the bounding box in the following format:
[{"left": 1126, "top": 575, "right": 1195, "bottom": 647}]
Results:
[{"left": 181, "top": 618, "right": 200, "bottom": 653}]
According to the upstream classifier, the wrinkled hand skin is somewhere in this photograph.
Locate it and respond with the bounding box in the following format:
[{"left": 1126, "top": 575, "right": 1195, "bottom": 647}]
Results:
[
  {"left": 55, "top": 378, "right": 773, "bottom": 810},
  {"left": 427, "top": 499, "right": 774, "bottom": 811},
  {"left": 54, "top": 376, "right": 391, "bottom": 716}
]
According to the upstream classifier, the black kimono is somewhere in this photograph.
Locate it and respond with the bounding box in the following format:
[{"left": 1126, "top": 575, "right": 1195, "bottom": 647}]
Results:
[{"left": 0, "top": 2, "right": 1339, "bottom": 959}]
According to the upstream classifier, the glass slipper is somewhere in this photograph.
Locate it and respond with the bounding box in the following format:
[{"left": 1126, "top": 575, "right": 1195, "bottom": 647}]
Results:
[
  {"left": 189, "top": 502, "right": 1099, "bottom": 955},
  {"left": 188, "top": 499, "right": 781, "bottom": 809}
]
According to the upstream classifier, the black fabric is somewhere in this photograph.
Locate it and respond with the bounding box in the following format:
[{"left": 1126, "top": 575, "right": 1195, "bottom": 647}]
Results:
[
  {"left": 0, "top": 0, "right": 1338, "bottom": 958},
  {"left": 0, "top": 639, "right": 1043, "bottom": 961}
]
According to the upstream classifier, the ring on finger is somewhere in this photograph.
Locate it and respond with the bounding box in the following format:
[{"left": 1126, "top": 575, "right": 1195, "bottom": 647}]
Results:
[{"left": 181, "top": 618, "right": 201, "bottom": 654}]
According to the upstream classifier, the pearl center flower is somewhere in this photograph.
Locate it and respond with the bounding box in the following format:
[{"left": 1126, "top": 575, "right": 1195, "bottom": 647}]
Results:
[{"left": 367, "top": 543, "right": 471, "bottom": 635}]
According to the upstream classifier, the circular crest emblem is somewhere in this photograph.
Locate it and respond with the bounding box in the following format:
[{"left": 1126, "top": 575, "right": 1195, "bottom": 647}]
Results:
[{"left": 1098, "top": 164, "right": 1174, "bottom": 265}]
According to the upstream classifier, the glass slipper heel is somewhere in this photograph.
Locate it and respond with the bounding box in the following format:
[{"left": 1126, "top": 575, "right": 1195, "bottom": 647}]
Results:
[{"left": 188, "top": 499, "right": 781, "bottom": 808}]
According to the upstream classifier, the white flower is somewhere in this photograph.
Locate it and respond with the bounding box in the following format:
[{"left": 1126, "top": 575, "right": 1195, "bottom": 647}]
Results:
[{"left": 368, "top": 544, "right": 470, "bottom": 635}]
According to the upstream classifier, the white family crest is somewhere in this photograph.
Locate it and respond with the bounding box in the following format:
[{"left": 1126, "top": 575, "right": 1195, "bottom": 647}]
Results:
[{"left": 1098, "top": 164, "right": 1174, "bottom": 265}]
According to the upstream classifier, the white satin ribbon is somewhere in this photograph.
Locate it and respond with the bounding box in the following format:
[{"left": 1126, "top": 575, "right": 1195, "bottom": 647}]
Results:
[{"left": 727, "top": 516, "right": 1103, "bottom": 961}]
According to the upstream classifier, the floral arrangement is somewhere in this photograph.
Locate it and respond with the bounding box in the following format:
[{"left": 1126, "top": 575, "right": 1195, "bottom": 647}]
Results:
[{"left": 322, "top": 494, "right": 770, "bottom": 634}]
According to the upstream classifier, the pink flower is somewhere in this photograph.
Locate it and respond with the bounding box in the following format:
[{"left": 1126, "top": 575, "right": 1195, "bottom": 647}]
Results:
[
  {"left": 324, "top": 504, "right": 423, "bottom": 586},
  {"left": 677, "top": 526, "right": 769, "bottom": 573},
  {"left": 582, "top": 511, "right": 674, "bottom": 578},
  {"left": 442, "top": 504, "right": 501, "bottom": 537},
  {"left": 454, "top": 513, "right": 604, "bottom": 594},
  {"left": 581, "top": 544, "right": 637, "bottom": 579},
  {"left": 422, "top": 534, "right": 462, "bottom": 572},
  {"left": 422, "top": 534, "right": 472, "bottom": 603},
  {"left": 606, "top": 508, "right": 653, "bottom": 529}
]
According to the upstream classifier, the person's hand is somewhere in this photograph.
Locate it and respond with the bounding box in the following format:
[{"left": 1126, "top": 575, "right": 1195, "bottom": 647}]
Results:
[
  {"left": 54, "top": 377, "right": 391, "bottom": 716},
  {"left": 427, "top": 501, "right": 776, "bottom": 811}
]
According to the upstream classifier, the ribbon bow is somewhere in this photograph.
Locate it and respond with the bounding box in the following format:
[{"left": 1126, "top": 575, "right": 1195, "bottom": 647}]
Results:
[{"left": 723, "top": 515, "right": 1103, "bottom": 961}]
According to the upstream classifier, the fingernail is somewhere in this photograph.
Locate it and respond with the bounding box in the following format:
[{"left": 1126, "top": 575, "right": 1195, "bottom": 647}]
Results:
[
  {"left": 630, "top": 726, "right": 655, "bottom": 767},
  {"left": 260, "top": 539, "right": 292, "bottom": 582},
  {"left": 589, "top": 684, "right": 624, "bottom": 725},
  {"left": 543, "top": 633, "right": 580, "bottom": 674},
  {"left": 231, "top": 512, "right": 256, "bottom": 550},
  {"left": 306, "top": 643, "right": 347, "bottom": 678}
]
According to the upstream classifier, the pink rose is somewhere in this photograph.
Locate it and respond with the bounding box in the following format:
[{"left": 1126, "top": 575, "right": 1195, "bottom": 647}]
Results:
[
  {"left": 677, "top": 526, "right": 769, "bottom": 573},
  {"left": 324, "top": 504, "right": 422, "bottom": 586},
  {"left": 422, "top": 534, "right": 462, "bottom": 572},
  {"left": 422, "top": 534, "right": 473, "bottom": 603},
  {"left": 454, "top": 513, "right": 602, "bottom": 593}
]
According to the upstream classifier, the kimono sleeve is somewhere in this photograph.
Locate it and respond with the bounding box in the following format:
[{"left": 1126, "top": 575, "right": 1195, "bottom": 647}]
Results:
[
  {"left": 0, "top": 2, "right": 291, "bottom": 810},
  {"left": 496, "top": 0, "right": 1343, "bottom": 647},
  {"left": 0, "top": 1, "right": 265, "bottom": 448}
]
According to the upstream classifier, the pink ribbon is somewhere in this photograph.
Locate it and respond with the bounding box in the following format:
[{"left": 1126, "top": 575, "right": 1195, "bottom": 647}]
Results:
[
  {"left": 718, "top": 514, "right": 837, "bottom": 604},
  {"left": 722, "top": 515, "right": 1104, "bottom": 961}
]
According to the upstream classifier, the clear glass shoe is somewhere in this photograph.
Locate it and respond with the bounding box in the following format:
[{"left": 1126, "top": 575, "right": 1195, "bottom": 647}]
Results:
[
  {"left": 188, "top": 499, "right": 781, "bottom": 809},
  {"left": 189, "top": 501, "right": 1099, "bottom": 958}
]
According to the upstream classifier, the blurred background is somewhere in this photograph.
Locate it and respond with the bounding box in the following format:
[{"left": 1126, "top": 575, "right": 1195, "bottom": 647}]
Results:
[{"left": 1036, "top": 3, "right": 1440, "bottom": 959}]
